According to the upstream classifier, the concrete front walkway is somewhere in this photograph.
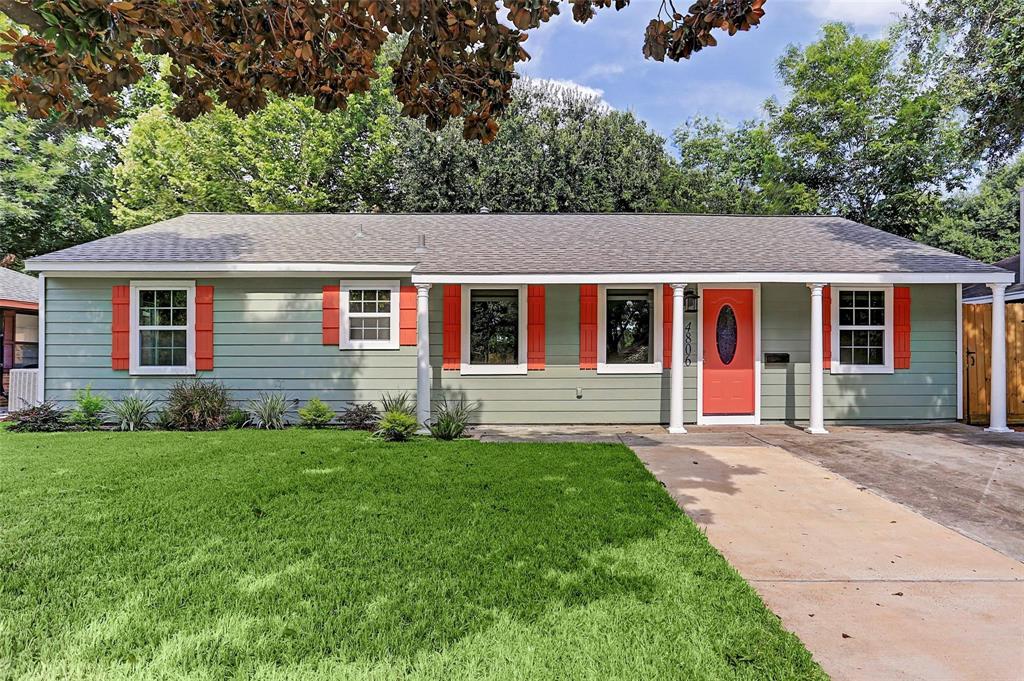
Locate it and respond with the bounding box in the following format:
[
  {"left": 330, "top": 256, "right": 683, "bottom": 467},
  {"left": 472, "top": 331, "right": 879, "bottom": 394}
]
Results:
[{"left": 475, "top": 425, "right": 1024, "bottom": 681}]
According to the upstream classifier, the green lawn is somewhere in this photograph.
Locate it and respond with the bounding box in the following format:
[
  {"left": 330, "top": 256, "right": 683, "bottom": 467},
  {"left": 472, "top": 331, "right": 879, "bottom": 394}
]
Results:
[{"left": 0, "top": 430, "right": 824, "bottom": 680}]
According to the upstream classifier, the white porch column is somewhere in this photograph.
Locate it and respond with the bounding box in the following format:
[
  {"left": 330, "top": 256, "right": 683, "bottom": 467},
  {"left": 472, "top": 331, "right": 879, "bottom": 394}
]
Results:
[
  {"left": 806, "top": 283, "right": 829, "bottom": 434},
  {"left": 415, "top": 283, "right": 432, "bottom": 427},
  {"left": 668, "top": 283, "right": 687, "bottom": 434},
  {"left": 986, "top": 283, "right": 1011, "bottom": 433}
]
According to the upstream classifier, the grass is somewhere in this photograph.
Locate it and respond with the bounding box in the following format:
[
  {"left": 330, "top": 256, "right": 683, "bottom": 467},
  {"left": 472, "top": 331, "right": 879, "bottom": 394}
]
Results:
[{"left": 0, "top": 430, "right": 824, "bottom": 680}]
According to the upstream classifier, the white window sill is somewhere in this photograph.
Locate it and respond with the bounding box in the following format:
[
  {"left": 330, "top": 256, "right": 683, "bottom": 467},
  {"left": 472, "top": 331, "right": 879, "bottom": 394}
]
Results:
[
  {"left": 597, "top": 362, "right": 663, "bottom": 375},
  {"left": 130, "top": 366, "right": 196, "bottom": 376},
  {"left": 340, "top": 341, "right": 400, "bottom": 351},
  {"left": 460, "top": 363, "right": 528, "bottom": 376},
  {"left": 830, "top": 364, "right": 894, "bottom": 375}
]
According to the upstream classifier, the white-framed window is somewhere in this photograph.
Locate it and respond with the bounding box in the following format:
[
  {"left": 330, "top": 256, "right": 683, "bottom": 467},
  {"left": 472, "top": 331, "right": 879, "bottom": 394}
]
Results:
[
  {"left": 460, "top": 284, "right": 527, "bottom": 375},
  {"left": 597, "top": 284, "right": 663, "bottom": 374},
  {"left": 340, "top": 280, "right": 400, "bottom": 350},
  {"left": 129, "top": 280, "right": 196, "bottom": 375},
  {"left": 830, "top": 286, "right": 894, "bottom": 374}
]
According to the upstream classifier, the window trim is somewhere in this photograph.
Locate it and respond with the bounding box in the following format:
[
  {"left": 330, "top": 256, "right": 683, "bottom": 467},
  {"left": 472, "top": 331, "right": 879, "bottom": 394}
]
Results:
[
  {"left": 129, "top": 280, "right": 196, "bottom": 376},
  {"left": 830, "top": 285, "right": 894, "bottom": 375},
  {"left": 460, "top": 284, "right": 528, "bottom": 375},
  {"left": 340, "top": 279, "right": 401, "bottom": 350},
  {"left": 597, "top": 284, "right": 663, "bottom": 375}
]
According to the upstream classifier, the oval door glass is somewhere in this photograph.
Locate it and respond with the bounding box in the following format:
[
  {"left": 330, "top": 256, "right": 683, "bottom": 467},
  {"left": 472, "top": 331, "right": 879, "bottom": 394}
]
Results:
[{"left": 716, "top": 305, "right": 737, "bottom": 365}]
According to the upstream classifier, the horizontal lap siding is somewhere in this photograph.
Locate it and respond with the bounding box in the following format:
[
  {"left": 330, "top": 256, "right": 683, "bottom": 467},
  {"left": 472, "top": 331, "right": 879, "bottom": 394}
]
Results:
[
  {"left": 44, "top": 278, "right": 416, "bottom": 408},
  {"left": 761, "top": 283, "right": 957, "bottom": 423},
  {"left": 429, "top": 284, "right": 699, "bottom": 424}
]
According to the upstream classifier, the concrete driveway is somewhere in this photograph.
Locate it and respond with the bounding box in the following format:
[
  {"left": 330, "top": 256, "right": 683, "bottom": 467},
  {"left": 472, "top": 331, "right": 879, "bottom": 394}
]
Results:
[{"left": 476, "top": 424, "right": 1024, "bottom": 680}]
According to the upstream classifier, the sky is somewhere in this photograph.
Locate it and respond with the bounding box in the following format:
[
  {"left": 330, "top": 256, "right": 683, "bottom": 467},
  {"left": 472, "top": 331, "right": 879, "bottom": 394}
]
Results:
[{"left": 519, "top": 0, "right": 907, "bottom": 144}]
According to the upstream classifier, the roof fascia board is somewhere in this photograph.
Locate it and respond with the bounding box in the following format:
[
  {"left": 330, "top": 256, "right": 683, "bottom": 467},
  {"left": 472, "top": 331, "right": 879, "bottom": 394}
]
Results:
[
  {"left": 0, "top": 299, "right": 39, "bottom": 311},
  {"left": 411, "top": 272, "right": 1017, "bottom": 285},
  {"left": 962, "top": 290, "right": 1024, "bottom": 304},
  {"left": 24, "top": 261, "right": 418, "bottom": 276}
]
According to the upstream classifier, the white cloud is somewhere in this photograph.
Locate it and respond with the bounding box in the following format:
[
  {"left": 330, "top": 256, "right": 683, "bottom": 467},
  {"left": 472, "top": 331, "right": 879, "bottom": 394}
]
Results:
[
  {"left": 580, "top": 63, "right": 626, "bottom": 81},
  {"left": 666, "top": 81, "right": 776, "bottom": 123},
  {"left": 520, "top": 78, "right": 614, "bottom": 110},
  {"left": 802, "top": 0, "right": 907, "bottom": 27}
]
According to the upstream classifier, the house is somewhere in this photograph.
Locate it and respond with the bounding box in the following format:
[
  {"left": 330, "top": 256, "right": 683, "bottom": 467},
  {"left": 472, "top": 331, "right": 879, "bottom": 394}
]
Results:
[
  {"left": 23, "top": 213, "right": 1018, "bottom": 432},
  {"left": 962, "top": 253, "right": 1023, "bottom": 425},
  {"left": 0, "top": 267, "right": 40, "bottom": 410}
]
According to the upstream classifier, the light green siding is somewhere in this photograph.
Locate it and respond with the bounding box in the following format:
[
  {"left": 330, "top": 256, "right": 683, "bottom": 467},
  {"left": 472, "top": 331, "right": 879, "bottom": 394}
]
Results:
[
  {"left": 761, "top": 283, "right": 958, "bottom": 423},
  {"left": 44, "top": 278, "right": 957, "bottom": 425}
]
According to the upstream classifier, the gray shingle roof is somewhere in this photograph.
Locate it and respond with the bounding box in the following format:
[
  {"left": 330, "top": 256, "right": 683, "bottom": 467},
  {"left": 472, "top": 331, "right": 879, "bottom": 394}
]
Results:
[
  {"left": 963, "top": 254, "right": 1022, "bottom": 299},
  {"left": 27, "top": 212, "right": 1009, "bottom": 276},
  {"left": 0, "top": 267, "right": 38, "bottom": 304}
]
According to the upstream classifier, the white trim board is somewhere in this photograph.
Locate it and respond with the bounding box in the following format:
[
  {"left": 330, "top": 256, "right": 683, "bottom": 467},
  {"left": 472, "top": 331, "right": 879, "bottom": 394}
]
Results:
[
  {"left": 459, "top": 284, "right": 528, "bottom": 376},
  {"left": 36, "top": 274, "right": 45, "bottom": 404},
  {"left": 956, "top": 283, "right": 963, "bottom": 420},
  {"left": 961, "top": 290, "right": 1024, "bottom": 304},
  {"left": 128, "top": 280, "right": 197, "bottom": 376},
  {"left": 596, "top": 284, "right": 664, "bottom": 375},
  {"left": 25, "top": 261, "right": 417, "bottom": 276},
  {"left": 412, "top": 272, "right": 1015, "bottom": 285},
  {"left": 696, "top": 284, "right": 762, "bottom": 426}
]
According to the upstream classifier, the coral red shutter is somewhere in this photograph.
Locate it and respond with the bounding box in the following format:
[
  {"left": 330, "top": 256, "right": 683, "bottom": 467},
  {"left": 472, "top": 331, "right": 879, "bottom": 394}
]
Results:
[
  {"left": 111, "top": 285, "right": 130, "bottom": 370},
  {"left": 322, "top": 285, "right": 340, "bottom": 345},
  {"left": 195, "top": 285, "right": 214, "bottom": 371},
  {"left": 527, "top": 285, "right": 546, "bottom": 370},
  {"left": 822, "top": 286, "right": 831, "bottom": 370},
  {"left": 442, "top": 285, "right": 461, "bottom": 370},
  {"left": 663, "top": 285, "right": 673, "bottom": 366},
  {"left": 894, "top": 287, "right": 911, "bottom": 369},
  {"left": 399, "top": 285, "right": 417, "bottom": 346},
  {"left": 579, "top": 285, "right": 598, "bottom": 370}
]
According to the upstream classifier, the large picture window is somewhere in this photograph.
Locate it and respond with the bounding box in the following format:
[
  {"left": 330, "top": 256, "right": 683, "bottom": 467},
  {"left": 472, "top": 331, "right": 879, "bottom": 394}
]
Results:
[
  {"left": 831, "top": 287, "right": 893, "bottom": 374},
  {"left": 461, "top": 285, "right": 527, "bottom": 374},
  {"left": 130, "top": 281, "right": 195, "bottom": 375},
  {"left": 597, "top": 285, "right": 662, "bottom": 374},
  {"left": 340, "top": 281, "right": 400, "bottom": 350}
]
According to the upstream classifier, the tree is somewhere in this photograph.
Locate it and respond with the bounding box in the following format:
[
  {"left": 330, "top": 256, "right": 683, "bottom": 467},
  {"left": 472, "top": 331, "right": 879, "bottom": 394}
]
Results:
[
  {"left": 767, "top": 23, "right": 968, "bottom": 238},
  {"left": 664, "top": 117, "right": 815, "bottom": 214},
  {"left": 905, "top": 0, "right": 1024, "bottom": 161},
  {"left": 113, "top": 77, "right": 396, "bottom": 228},
  {"left": 0, "top": 0, "right": 766, "bottom": 142},
  {"left": 920, "top": 157, "right": 1024, "bottom": 263},
  {"left": 387, "top": 78, "right": 668, "bottom": 212}
]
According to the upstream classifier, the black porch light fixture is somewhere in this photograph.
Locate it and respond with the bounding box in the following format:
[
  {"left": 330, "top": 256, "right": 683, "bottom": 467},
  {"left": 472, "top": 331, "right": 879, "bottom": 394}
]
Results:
[{"left": 684, "top": 288, "right": 700, "bottom": 313}]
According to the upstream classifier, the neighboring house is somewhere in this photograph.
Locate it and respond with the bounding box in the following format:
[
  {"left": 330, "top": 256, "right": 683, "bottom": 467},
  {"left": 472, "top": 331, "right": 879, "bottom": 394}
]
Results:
[
  {"left": 23, "top": 213, "right": 1018, "bottom": 432},
  {"left": 0, "top": 267, "right": 40, "bottom": 409},
  {"left": 962, "top": 253, "right": 1023, "bottom": 425}
]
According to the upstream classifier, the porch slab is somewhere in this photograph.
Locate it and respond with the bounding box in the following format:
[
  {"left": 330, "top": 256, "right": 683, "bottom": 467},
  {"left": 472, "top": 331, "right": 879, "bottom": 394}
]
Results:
[{"left": 473, "top": 424, "right": 1024, "bottom": 680}]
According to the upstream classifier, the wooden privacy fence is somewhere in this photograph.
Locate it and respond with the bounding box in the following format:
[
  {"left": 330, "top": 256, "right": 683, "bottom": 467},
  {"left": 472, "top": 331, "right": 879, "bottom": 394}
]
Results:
[{"left": 963, "top": 303, "right": 1024, "bottom": 425}]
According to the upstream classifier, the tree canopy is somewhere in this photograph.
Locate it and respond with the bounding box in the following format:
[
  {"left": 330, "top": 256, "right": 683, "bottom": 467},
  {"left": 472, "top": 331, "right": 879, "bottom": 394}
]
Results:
[{"left": 0, "top": 0, "right": 765, "bottom": 142}]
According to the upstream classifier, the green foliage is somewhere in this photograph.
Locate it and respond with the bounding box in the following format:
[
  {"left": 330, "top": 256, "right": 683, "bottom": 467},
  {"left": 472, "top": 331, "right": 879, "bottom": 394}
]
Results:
[
  {"left": 428, "top": 398, "right": 476, "bottom": 440},
  {"left": 164, "top": 380, "right": 231, "bottom": 431},
  {"left": 373, "top": 410, "right": 418, "bottom": 442},
  {"left": 153, "top": 408, "right": 177, "bottom": 431},
  {"left": 65, "top": 386, "right": 109, "bottom": 430},
  {"left": 226, "top": 407, "right": 250, "bottom": 429},
  {"left": 921, "top": 157, "right": 1024, "bottom": 262},
  {"left": 246, "top": 393, "right": 294, "bottom": 430},
  {"left": 110, "top": 394, "right": 156, "bottom": 432},
  {"left": 5, "top": 402, "right": 68, "bottom": 432},
  {"left": 387, "top": 79, "right": 669, "bottom": 213},
  {"left": 766, "top": 23, "right": 968, "bottom": 238},
  {"left": 380, "top": 392, "right": 415, "bottom": 417},
  {"left": 337, "top": 402, "right": 379, "bottom": 430},
  {"left": 298, "top": 398, "right": 336, "bottom": 429}
]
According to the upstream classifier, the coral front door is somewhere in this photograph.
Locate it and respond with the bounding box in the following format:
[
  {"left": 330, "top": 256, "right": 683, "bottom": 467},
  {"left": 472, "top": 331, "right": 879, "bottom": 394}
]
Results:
[{"left": 703, "top": 288, "right": 755, "bottom": 416}]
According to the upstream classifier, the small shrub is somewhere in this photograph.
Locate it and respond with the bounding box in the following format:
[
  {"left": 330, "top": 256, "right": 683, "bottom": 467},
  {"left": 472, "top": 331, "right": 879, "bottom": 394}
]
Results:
[
  {"left": 428, "top": 398, "right": 477, "bottom": 440},
  {"left": 298, "top": 398, "right": 335, "bottom": 428},
  {"left": 153, "top": 408, "right": 176, "bottom": 431},
  {"left": 6, "top": 402, "right": 68, "bottom": 432},
  {"left": 226, "top": 408, "right": 249, "bottom": 429},
  {"left": 246, "top": 392, "right": 295, "bottom": 430},
  {"left": 380, "top": 392, "right": 415, "bottom": 416},
  {"left": 111, "top": 394, "right": 156, "bottom": 431},
  {"left": 373, "top": 410, "right": 418, "bottom": 442},
  {"left": 338, "top": 402, "right": 379, "bottom": 430},
  {"left": 65, "top": 386, "right": 109, "bottom": 430},
  {"left": 165, "top": 380, "right": 231, "bottom": 431}
]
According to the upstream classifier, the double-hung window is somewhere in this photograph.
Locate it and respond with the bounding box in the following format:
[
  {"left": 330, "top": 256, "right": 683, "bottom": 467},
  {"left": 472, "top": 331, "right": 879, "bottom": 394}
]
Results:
[
  {"left": 130, "top": 281, "right": 196, "bottom": 375},
  {"left": 597, "top": 285, "right": 663, "bottom": 374},
  {"left": 460, "top": 285, "right": 527, "bottom": 375},
  {"left": 831, "top": 287, "right": 893, "bottom": 374},
  {"left": 340, "top": 280, "right": 400, "bottom": 350}
]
